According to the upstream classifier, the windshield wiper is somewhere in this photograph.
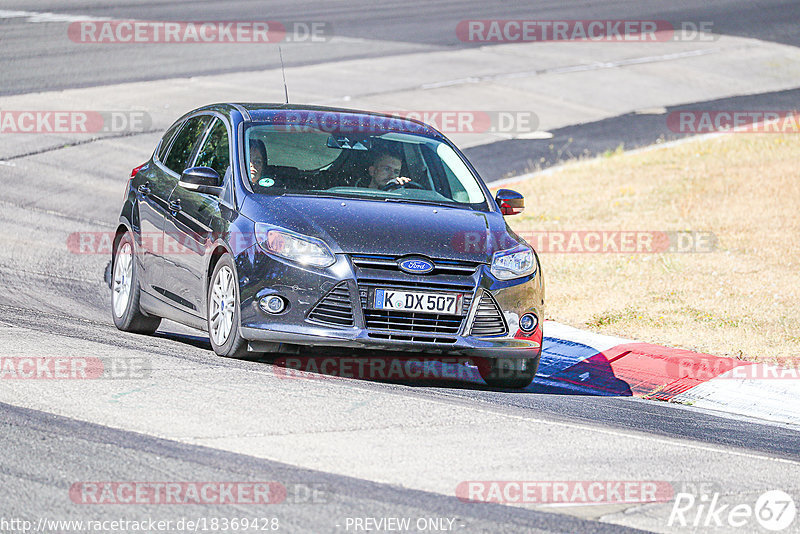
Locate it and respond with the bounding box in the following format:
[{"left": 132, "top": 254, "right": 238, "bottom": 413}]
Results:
[
  {"left": 280, "top": 192, "right": 463, "bottom": 208},
  {"left": 383, "top": 197, "right": 452, "bottom": 207},
  {"left": 281, "top": 191, "right": 382, "bottom": 201}
]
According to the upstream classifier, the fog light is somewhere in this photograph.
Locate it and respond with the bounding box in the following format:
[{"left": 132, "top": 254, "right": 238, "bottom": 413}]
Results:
[
  {"left": 519, "top": 313, "right": 538, "bottom": 332},
  {"left": 260, "top": 295, "right": 286, "bottom": 314}
]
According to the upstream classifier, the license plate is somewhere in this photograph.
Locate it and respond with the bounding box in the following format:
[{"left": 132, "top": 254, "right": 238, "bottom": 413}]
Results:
[{"left": 373, "top": 289, "right": 462, "bottom": 314}]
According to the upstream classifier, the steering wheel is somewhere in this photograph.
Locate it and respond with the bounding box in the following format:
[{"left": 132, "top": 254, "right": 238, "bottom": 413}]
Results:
[{"left": 382, "top": 180, "right": 425, "bottom": 191}]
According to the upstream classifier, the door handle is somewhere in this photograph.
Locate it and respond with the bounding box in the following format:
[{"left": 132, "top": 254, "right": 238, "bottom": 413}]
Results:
[
  {"left": 137, "top": 182, "right": 151, "bottom": 196},
  {"left": 169, "top": 199, "right": 181, "bottom": 213}
]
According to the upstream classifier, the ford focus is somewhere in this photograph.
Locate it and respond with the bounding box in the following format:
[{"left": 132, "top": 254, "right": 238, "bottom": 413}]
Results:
[{"left": 109, "top": 103, "right": 544, "bottom": 388}]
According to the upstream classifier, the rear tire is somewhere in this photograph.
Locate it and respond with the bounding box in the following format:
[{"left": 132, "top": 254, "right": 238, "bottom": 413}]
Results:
[
  {"left": 207, "top": 254, "right": 252, "bottom": 359},
  {"left": 111, "top": 231, "right": 161, "bottom": 334},
  {"left": 478, "top": 358, "right": 537, "bottom": 389}
]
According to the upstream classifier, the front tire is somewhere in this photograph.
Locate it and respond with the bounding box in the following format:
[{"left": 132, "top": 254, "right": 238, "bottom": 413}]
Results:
[
  {"left": 111, "top": 231, "right": 161, "bottom": 334},
  {"left": 207, "top": 255, "right": 251, "bottom": 359},
  {"left": 478, "top": 358, "right": 537, "bottom": 389}
]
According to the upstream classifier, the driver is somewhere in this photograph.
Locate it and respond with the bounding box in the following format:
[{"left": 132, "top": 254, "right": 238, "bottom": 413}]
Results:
[{"left": 366, "top": 150, "right": 412, "bottom": 190}]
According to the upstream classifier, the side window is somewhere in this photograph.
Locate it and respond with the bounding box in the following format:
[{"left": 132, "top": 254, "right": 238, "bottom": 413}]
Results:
[
  {"left": 163, "top": 115, "right": 212, "bottom": 174},
  {"left": 194, "top": 118, "right": 230, "bottom": 178},
  {"left": 156, "top": 120, "right": 183, "bottom": 163}
]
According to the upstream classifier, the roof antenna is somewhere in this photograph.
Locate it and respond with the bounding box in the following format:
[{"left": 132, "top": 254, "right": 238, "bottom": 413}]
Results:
[{"left": 278, "top": 46, "right": 289, "bottom": 104}]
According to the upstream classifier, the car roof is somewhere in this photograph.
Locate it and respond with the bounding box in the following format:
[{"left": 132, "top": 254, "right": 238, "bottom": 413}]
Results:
[{"left": 191, "top": 103, "right": 444, "bottom": 139}]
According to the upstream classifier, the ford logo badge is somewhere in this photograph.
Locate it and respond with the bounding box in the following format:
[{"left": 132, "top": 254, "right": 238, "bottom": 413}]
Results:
[{"left": 398, "top": 257, "right": 434, "bottom": 274}]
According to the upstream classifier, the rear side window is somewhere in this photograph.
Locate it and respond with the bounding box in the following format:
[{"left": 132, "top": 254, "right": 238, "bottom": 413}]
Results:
[
  {"left": 163, "top": 115, "right": 212, "bottom": 174},
  {"left": 194, "top": 119, "right": 230, "bottom": 178},
  {"left": 156, "top": 120, "right": 183, "bottom": 163}
]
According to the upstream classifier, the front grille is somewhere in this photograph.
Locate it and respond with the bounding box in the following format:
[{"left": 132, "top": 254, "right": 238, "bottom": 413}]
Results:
[
  {"left": 352, "top": 255, "right": 480, "bottom": 343},
  {"left": 351, "top": 254, "right": 481, "bottom": 276},
  {"left": 306, "top": 282, "right": 354, "bottom": 327},
  {"left": 363, "top": 309, "right": 463, "bottom": 335},
  {"left": 469, "top": 291, "right": 508, "bottom": 337},
  {"left": 368, "top": 332, "right": 457, "bottom": 344}
]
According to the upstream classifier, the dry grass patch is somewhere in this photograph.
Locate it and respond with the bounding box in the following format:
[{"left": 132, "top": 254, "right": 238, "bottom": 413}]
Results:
[{"left": 499, "top": 134, "right": 800, "bottom": 363}]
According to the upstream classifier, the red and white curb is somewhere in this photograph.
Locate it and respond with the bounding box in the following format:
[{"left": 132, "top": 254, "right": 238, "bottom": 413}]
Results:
[{"left": 542, "top": 321, "right": 800, "bottom": 426}]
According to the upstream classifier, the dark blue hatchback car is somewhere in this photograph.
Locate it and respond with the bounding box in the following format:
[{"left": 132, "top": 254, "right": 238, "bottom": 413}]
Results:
[{"left": 110, "top": 103, "right": 544, "bottom": 387}]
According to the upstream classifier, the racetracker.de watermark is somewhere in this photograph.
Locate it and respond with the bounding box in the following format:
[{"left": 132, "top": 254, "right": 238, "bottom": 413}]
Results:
[
  {"left": 456, "top": 20, "right": 715, "bottom": 42},
  {"left": 239, "top": 110, "right": 539, "bottom": 135},
  {"left": 380, "top": 110, "right": 539, "bottom": 134},
  {"left": 0, "top": 357, "right": 149, "bottom": 379},
  {"left": 67, "top": 230, "right": 718, "bottom": 255},
  {"left": 0, "top": 111, "right": 151, "bottom": 134},
  {"left": 456, "top": 480, "right": 674, "bottom": 504},
  {"left": 272, "top": 356, "right": 480, "bottom": 382},
  {"left": 68, "top": 21, "right": 331, "bottom": 43},
  {"left": 69, "top": 481, "right": 330, "bottom": 504},
  {"left": 667, "top": 111, "right": 800, "bottom": 133},
  {"left": 665, "top": 357, "right": 800, "bottom": 381},
  {"left": 452, "top": 230, "right": 718, "bottom": 254}
]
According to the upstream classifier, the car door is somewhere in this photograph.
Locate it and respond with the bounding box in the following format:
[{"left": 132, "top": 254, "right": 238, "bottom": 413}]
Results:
[
  {"left": 162, "top": 117, "right": 231, "bottom": 316},
  {"left": 148, "top": 114, "right": 213, "bottom": 302},
  {"left": 135, "top": 119, "right": 183, "bottom": 293}
]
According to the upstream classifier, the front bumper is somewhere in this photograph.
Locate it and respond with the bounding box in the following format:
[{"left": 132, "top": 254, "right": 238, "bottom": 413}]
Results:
[{"left": 236, "top": 247, "right": 544, "bottom": 360}]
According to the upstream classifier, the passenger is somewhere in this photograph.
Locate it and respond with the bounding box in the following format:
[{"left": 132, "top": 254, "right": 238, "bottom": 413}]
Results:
[
  {"left": 249, "top": 139, "right": 268, "bottom": 184},
  {"left": 249, "top": 138, "right": 303, "bottom": 189}
]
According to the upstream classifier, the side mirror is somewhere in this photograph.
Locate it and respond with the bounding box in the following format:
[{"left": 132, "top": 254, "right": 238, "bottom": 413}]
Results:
[
  {"left": 179, "top": 166, "right": 223, "bottom": 196},
  {"left": 495, "top": 189, "right": 524, "bottom": 216}
]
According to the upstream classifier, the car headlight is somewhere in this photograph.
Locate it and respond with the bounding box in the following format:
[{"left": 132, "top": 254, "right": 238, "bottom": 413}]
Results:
[
  {"left": 490, "top": 244, "right": 536, "bottom": 280},
  {"left": 255, "top": 223, "right": 335, "bottom": 268}
]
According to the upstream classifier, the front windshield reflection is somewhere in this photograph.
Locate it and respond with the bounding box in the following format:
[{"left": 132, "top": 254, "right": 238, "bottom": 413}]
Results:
[{"left": 244, "top": 126, "right": 488, "bottom": 209}]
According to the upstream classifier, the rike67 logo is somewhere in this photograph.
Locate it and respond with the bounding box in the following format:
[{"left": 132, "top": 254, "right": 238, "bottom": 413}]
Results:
[{"left": 669, "top": 485, "right": 796, "bottom": 531}]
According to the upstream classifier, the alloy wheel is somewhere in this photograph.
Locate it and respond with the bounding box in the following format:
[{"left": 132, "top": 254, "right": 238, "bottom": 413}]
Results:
[
  {"left": 209, "top": 265, "right": 236, "bottom": 346},
  {"left": 112, "top": 242, "right": 133, "bottom": 318}
]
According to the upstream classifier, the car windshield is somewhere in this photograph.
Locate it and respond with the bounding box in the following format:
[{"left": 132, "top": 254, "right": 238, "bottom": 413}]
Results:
[{"left": 243, "top": 124, "right": 488, "bottom": 209}]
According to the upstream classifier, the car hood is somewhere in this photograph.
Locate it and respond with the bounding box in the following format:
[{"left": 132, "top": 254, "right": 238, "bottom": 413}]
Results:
[{"left": 243, "top": 194, "right": 517, "bottom": 263}]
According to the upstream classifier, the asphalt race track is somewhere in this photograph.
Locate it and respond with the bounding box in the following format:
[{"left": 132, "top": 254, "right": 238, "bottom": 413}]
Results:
[{"left": 1, "top": 1, "right": 800, "bottom": 533}]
